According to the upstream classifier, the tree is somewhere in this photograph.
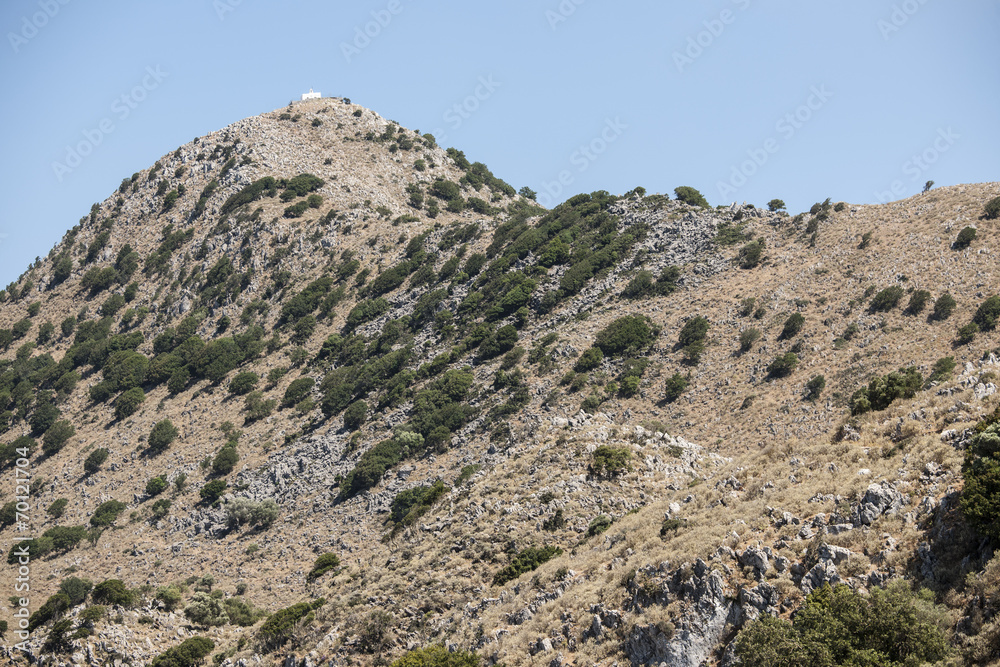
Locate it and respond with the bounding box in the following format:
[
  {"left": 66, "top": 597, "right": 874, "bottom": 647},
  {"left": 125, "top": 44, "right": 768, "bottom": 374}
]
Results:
[
  {"left": 923, "top": 180, "right": 934, "bottom": 193},
  {"left": 343, "top": 400, "right": 368, "bottom": 431},
  {"left": 767, "top": 353, "right": 799, "bottom": 379},
  {"left": 228, "top": 372, "right": 259, "bottom": 396},
  {"left": 869, "top": 285, "right": 905, "bottom": 312},
  {"left": 664, "top": 372, "right": 689, "bottom": 402},
  {"left": 150, "top": 636, "right": 214, "bottom": 667},
  {"left": 804, "top": 375, "right": 826, "bottom": 401},
  {"left": 148, "top": 419, "right": 179, "bottom": 454},
  {"left": 91, "top": 579, "right": 135, "bottom": 606},
  {"left": 984, "top": 195, "right": 1000, "bottom": 220},
  {"left": 90, "top": 500, "right": 126, "bottom": 527},
  {"left": 145, "top": 476, "right": 168, "bottom": 496},
  {"left": 200, "top": 479, "right": 227, "bottom": 505},
  {"left": 739, "top": 240, "right": 765, "bottom": 269},
  {"left": 594, "top": 315, "right": 656, "bottom": 357},
  {"left": 59, "top": 576, "right": 93, "bottom": 605},
  {"left": 961, "top": 412, "right": 1000, "bottom": 540},
  {"left": 932, "top": 293, "right": 956, "bottom": 320},
  {"left": 779, "top": 313, "right": 805, "bottom": 340},
  {"left": 767, "top": 199, "right": 786, "bottom": 212},
  {"left": 114, "top": 387, "right": 145, "bottom": 420},
  {"left": 574, "top": 347, "right": 604, "bottom": 372},
  {"left": 674, "top": 186, "right": 710, "bottom": 209},
  {"left": 973, "top": 295, "right": 1000, "bottom": 331},
  {"left": 83, "top": 448, "right": 109, "bottom": 473},
  {"left": 43, "top": 420, "right": 76, "bottom": 456},
  {"left": 954, "top": 226, "right": 977, "bottom": 249},
  {"left": 518, "top": 186, "right": 537, "bottom": 200},
  {"left": 212, "top": 445, "right": 239, "bottom": 475},
  {"left": 307, "top": 553, "right": 341, "bottom": 582},
  {"left": 591, "top": 445, "right": 631, "bottom": 477}
]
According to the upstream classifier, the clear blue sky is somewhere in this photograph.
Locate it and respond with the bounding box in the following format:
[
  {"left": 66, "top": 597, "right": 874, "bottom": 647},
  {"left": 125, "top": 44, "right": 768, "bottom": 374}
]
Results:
[{"left": 1, "top": 0, "right": 997, "bottom": 288}]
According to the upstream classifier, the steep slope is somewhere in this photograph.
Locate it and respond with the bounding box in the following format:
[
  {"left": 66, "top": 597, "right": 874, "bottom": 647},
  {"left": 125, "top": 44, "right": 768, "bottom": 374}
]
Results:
[{"left": 1, "top": 98, "right": 999, "bottom": 666}]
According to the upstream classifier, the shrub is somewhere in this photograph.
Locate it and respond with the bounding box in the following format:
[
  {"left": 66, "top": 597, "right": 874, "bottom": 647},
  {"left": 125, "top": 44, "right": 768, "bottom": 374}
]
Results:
[
  {"left": 200, "top": 480, "right": 227, "bottom": 505},
  {"left": 114, "top": 387, "right": 145, "bottom": 420},
  {"left": 183, "top": 592, "right": 229, "bottom": 627},
  {"left": 933, "top": 293, "right": 956, "bottom": 320},
  {"left": 739, "top": 240, "right": 765, "bottom": 269},
  {"left": 478, "top": 325, "right": 518, "bottom": 361},
  {"left": 985, "top": 196, "right": 1000, "bottom": 220},
  {"left": 47, "top": 498, "right": 68, "bottom": 519},
  {"left": 244, "top": 391, "right": 276, "bottom": 421},
  {"left": 587, "top": 514, "right": 613, "bottom": 537},
  {"left": 257, "top": 600, "right": 320, "bottom": 650},
  {"left": 779, "top": 313, "right": 805, "bottom": 340},
  {"left": 150, "top": 499, "right": 171, "bottom": 521},
  {"left": 343, "top": 400, "right": 368, "bottom": 431},
  {"left": 12, "top": 319, "right": 32, "bottom": 339},
  {"left": 869, "top": 285, "right": 904, "bottom": 312},
  {"left": 664, "top": 373, "right": 688, "bottom": 402},
  {"left": 591, "top": 445, "right": 631, "bottom": 478},
  {"left": 957, "top": 322, "right": 979, "bottom": 345},
  {"left": 733, "top": 582, "right": 949, "bottom": 667},
  {"left": 145, "top": 476, "right": 168, "bottom": 496},
  {"left": 212, "top": 445, "right": 239, "bottom": 475},
  {"left": 282, "top": 377, "right": 315, "bottom": 407},
  {"left": 59, "top": 577, "right": 93, "bottom": 606},
  {"left": 594, "top": 316, "right": 656, "bottom": 357},
  {"left": 928, "top": 356, "right": 956, "bottom": 384},
  {"left": 36, "top": 321, "right": 54, "bottom": 345},
  {"left": 148, "top": 420, "right": 179, "bottom": 454},
  {"left": 43, "top": 420, "right": 76, "bottom": 455},
  {"left": 673, "top": 186, "right": 709, "bottom": 209},
  {"left": 45, "top": 525, "right": 87, "bottom": 552},
  {"left": 83, "top": 447, "right": 109, "bottom": 473},
  {"left": 389, "top": 645, "right": 480, "bottom": 667},
  {"left": 155, "top": 586, "right": 182, "bottom": 612},
  {"left": 849, "top": 367, "right": 922, "bottom": 415},
  {"left": 804, "top": 375, "right": 826, "bottom": 401},
  {"left": 307, "top": 553, "right": 342, "bottom": 582},
  {"left": 228, "top": 372, "right": 259, "bottom": 396},
  {"left": 149, "top": 636, "right": 214, "bottom": 667},
  {"left": 961, "top": 415, "right": 1000, "bottom": 540},
  {"left": 389, "top": 480, "right": 447, "bottom": 528},
  {"left": 973, "top": 295, "right": 1000, "bottom": 331},
  {"left": 493, "top": 546, "right": 563, "bottom": 586},
  {"left": 91, "top": 579, "right": 135, "bottom": 607},
  {"left": 739, "top": 328, "right": 761, "bottom": 352},
  {"left": 574, "top": 347, "right": 604, "bottom": 372},
  {"left": 904, "top": 289, "right": 931, "bottom": 315},
  {"left": 90, "top": 500, "right": 126, "bottom": 527},
  {"left": 766, "top": 353, "right": 799, "bottom": 379},
  {"left": 954, "top": 226, "right": 977, "bottom": 249}
]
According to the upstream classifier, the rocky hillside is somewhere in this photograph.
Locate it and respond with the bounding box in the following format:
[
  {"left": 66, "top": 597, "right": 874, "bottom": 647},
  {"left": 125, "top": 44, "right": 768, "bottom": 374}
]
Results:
[{"left": 1, "top": 97, "right": 1000, "bottom": 666}]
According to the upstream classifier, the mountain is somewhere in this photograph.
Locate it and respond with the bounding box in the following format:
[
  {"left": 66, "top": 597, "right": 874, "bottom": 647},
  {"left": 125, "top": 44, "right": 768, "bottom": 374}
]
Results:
[{"left": 1, "top": 96, "right": 999, "bottom": 667}]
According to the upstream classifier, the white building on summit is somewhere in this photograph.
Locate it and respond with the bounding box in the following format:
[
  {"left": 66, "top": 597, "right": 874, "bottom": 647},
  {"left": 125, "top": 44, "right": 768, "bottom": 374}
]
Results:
[{"left": 301, "top": 88, "right": 321, "bottom": 101}]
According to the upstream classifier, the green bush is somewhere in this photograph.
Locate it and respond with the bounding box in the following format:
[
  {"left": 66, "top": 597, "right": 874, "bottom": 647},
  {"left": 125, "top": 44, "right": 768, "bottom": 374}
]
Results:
[
  {"left": 869, "top": 285, "right": 905, "bottom": 312},
  {"left": 849, "top": 366, "right": 922, "bottom": 415},
  {"left": 147, "top": 420, "right": 179, "bottom": 454},
  {"left": 83, "top": 447, "right": 109, "bottom": 473},
  {"left": 739, "top": 240, "right": 765, "bottom": 269},
  {"left": 973, "top": 295, "right": 1000, "bottom": 331},
  {"left": 389, "top": 645, "right": 480, "bottom": 667},
  {"left": 594, "top": 315, "right": 656, "bottom": 357},
  {"left": 587, "top": 514, "right": 613, "bottom": 537},
  {"left": 905, "top": 289, "right": 931, "bottom": 315},
  {"left": 155, "top": 586, "right": 183, "bottom": 611},
  {"left": 59, "top": 576, "right": 93, "bottom": 605},
  {"left": 212, "top": 445, "right": 238, "bottom": 475},
  {"left": 493, "top": 546, "right": 563, "bottom": 586},
  {"left": 389, "top": 480, "right": 447, "bottom": 528},
  {"left": 984, "top": 196, "right": 1000, "bottom": 220},
  {"left": 145, "top": 476, "right": 168, "bottom": 496},
  {"left": 228, "top": 372, "right": 259, "bottom": 396},
  {"left": 45, "top": 525, "right": 87, "bottom": 552},
  {"left": 244, "top": 391, "right": 276, "bottom": 422},
  {"left": 664, "top": 373, "right": 689, "bottom": 403},
  {"left": 928, "top": 356, "right": 956, "bottom": 384},
  {"left": 90, "top": 500, "right": 126, "bottom": 527},
  {"left": 12, "top": 318, "right": 32, "bottom": 339},
  {"left": 282, "top": 377, "right": 315, "bottom": 406},
  {"left": 961, "top": 414, "right": 1000, "bottom": 540},
  {"left": 766, "top": 353, "right": 799, "bottom": 379},
  {"left": 478, "top": 325, "right": 518, "bottom": 360},
  {"left": 804, "top": 375, "right": 826, "bottom": 401},
  {"left": 150, "top": 499, "right": 171, "bottom": 521},
  {"left": 149, "top": 636, "right": 214, "bottom": 667},
  {"left": 43, "top": 420, "right": 76, "bottom": 456},
  {"left": 257, "top": 600, "right": 321, "bottom": 650},
  {"left": 306, "top": 553, "right": 342, "bottom": 582},
  {"left": 90, "top": 579, "right": 137, "bottom": 607},
  {"left": 574, "top": 347, "right": 604, "bottom": 372},
  {"left": 779, "top": 313, "right": 805, "bottom": 340},
  {"left": 957, "top": 322, "right": 979, "bottom": 345},
  {"left": 114, "top": 387, "right": 145, "bottom": 420},
  {"left": 739, "top": 328, "right": 761, "bottom": 352},
  {"left": 734, "top": 582, "right": 949, "bottom": 667},
  {"left": 673, "top": 186, "right": 709, "bottom": 209},
  {"left": 343, "top": 400, "right": 368, "bottom": 431},
  {"left": 200, "top": 479, "right": 227, "bottom": 505},
  {"left": 954, "top": 226, "right": 977, "bottom": 249},
  {"left": 933, "top": 293, "right": 956, "bottom": 320},
  {"left": 591, "top": 445, "right": 631, "bottom": 477},
  {"left": 47, "top": 498, "right": 68, "bottom": 519}
]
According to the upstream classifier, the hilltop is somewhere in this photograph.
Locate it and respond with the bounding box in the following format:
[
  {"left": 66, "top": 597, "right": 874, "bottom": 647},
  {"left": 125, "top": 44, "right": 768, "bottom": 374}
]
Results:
[{"left": 1, "top": 97, "right": 1000, "bottom": 666}]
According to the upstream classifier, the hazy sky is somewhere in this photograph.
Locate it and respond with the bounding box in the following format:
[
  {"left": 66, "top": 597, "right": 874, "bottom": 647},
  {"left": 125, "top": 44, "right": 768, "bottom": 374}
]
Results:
[{"left": 1, "top": 0, "right": 997, "bottom": 288}]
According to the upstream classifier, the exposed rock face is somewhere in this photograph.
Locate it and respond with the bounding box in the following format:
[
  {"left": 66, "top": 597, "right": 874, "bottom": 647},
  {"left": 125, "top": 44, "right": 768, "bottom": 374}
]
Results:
[{"left": 853, "top": 481, "right": 906, "bottom": 526}]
